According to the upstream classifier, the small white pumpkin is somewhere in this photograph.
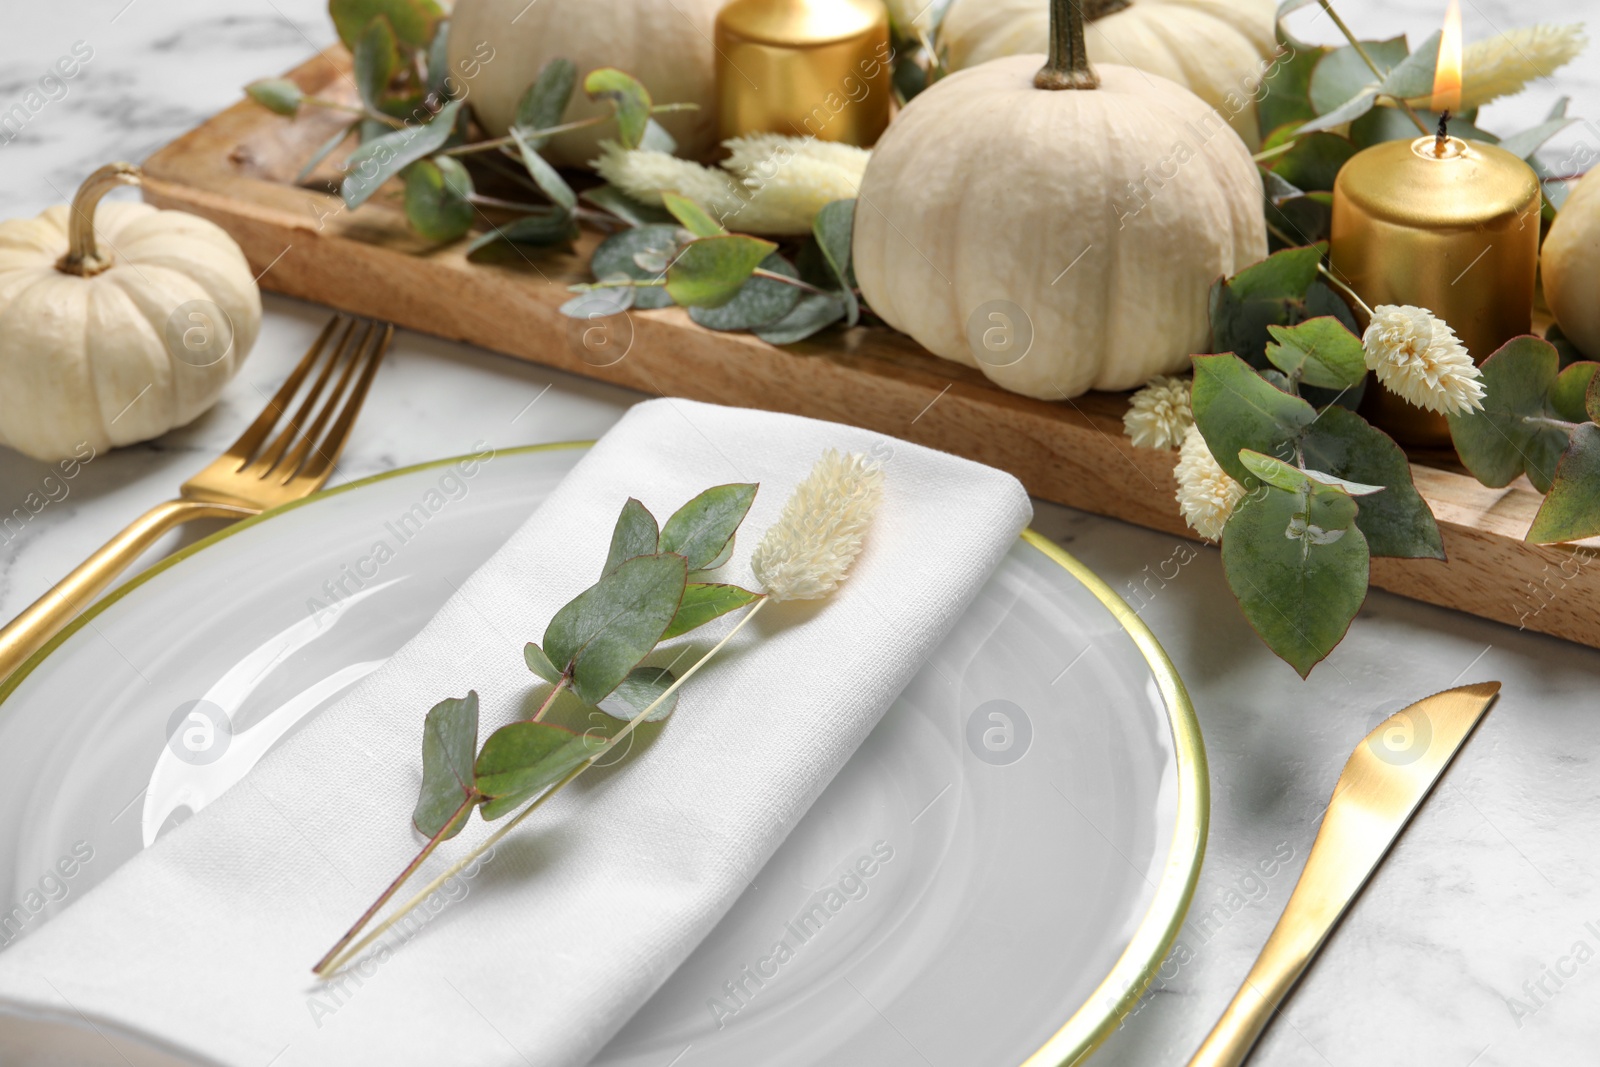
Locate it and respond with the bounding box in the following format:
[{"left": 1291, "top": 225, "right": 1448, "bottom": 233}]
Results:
[
  {"left": 853, "top": 0, "right": 1266, "bottom": 400},
  {"left": 0, "top": 164, "right": 260, "bottom": 462},
  {"left": 446, "top": 0, "right": 724, "bottom": 167},
  {"left": 1542, "top": 167, "right": 1600, "bottom": 360},
  {"left": 939, "top": 0, "right": 1279, "bottom": 148}
]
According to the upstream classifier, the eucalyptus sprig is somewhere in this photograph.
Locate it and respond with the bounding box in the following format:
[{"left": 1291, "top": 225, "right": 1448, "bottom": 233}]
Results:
[{"left": 313, "top": 450, "right": 885, "bottom": 976}]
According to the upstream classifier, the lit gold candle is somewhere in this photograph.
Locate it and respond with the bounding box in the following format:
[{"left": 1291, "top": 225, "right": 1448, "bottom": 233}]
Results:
[
  {"left": 714, "top": 0, "right": 893, "bottom": 147},
  {"left": 1329, "top": 10, "right": 1540, "bottom": 446}
]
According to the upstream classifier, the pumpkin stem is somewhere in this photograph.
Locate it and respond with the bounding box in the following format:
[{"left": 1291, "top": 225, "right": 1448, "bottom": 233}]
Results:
[
  {"left": 1035, "top": 0, "right": 1100, "bottom": 90},
  {"left": 55, "top": 163, "right": 143, "bottom": 278}
]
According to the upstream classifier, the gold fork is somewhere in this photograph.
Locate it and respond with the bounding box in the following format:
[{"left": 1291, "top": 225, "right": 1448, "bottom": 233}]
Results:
[{"left": 0, "top": 315, "right": 393, "bottom": 682}]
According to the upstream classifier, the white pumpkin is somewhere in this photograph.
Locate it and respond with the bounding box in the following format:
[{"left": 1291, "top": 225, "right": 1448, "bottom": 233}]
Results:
[
  {"left": 0, "top": 164, "right": 260, "bottom": 462},
  {"left": 1542, "top": 167, "right": 1600, "bottom": 361},
  {"left": 446, "top": 0, "right": 724, "bottom": 168},
  {"left": 852, "top": 0, "right": 1266, "bottom": 400},
  {"left": 939, "top": 0, "right": 1279, "bottom": 148}
]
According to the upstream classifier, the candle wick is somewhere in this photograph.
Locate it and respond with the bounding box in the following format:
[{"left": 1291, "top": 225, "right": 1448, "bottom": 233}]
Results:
[{"left": 1434, "top": 110, "right": 1451, "bottom": 156}]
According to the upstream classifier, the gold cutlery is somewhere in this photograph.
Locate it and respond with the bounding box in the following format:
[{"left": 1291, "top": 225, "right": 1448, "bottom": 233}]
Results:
[
  {"left": 0, "top": 315, "right": 392, "bottom": 683},
  {"left": 1187, "top": 681, "right": 1502, "bottom": 1067}
]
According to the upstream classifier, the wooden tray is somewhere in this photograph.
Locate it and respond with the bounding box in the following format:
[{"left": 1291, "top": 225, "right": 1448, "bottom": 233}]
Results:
[{"left": 140, "top": 48, "right": 1600, "bottom": 651}]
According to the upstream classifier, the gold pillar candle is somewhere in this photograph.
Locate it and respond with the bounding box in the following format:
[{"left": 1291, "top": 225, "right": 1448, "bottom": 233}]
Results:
[
  {"left": 1330, "top": 134, "right": 1541, "bottom": 446},
  {"left": 714, "top": 0, "right": 893, "bottom": 147}
]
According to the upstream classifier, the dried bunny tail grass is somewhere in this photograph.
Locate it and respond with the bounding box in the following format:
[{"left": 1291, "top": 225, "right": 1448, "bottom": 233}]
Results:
[
  {"left": 1459, "top": 24, "right": 1587, "bottom": 110},
  {"left": 751, "top": 449, "right": 885, "bottom": 602},
  {"left": 590, "top": 141, "right": 745, "bottom": 215},
  {"left": 722, "top": 134, "right": 871, "bottom": 186},
  {"left": 1362, "top": 304, "right": 1486, "bottom": 415}
]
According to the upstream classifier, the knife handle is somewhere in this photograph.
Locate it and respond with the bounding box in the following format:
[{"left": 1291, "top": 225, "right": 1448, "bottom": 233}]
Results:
[{"left": 1186, "top": 908, "right": 1326, "bottom": 1067}]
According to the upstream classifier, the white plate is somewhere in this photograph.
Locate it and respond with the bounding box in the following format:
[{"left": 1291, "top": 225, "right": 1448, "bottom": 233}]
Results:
[{"left": 0, "top": 444, "right": 1206, "bottom": 1066}]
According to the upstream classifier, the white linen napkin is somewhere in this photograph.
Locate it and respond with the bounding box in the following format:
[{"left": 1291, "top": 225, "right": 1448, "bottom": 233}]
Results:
[{"left": 0, "top": 398, "right": 1031, "bottom": 1067}]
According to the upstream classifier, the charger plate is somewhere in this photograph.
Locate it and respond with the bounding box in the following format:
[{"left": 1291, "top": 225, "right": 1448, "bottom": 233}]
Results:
[{"left": 0, "top": 443, "right": 1206, "bottom": 1066}]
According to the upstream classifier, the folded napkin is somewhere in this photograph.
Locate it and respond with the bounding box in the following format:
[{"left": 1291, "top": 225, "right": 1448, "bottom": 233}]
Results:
[{"left": 0, "top": 398, "right": 1031, "bottom": 1066}]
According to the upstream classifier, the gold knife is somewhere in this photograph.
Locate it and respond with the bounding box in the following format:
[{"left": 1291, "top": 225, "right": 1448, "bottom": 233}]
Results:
[{"left": 1187, "top": 681, "right": 1501, "bottom": 1067}]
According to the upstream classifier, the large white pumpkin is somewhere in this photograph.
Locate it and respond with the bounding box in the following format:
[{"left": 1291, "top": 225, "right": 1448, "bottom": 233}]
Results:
[
  {"left": 853, "top": 18, "right": 1266, "bottom": 400},
  {"left": 1542, "top": 167, "right": 1600, "bottom": 360},
  {"left": 939, "top": 0, "right": 1279, "bottom": 148},
  {"left": 446, "top": 0, "right": 724, "bottom": 167},
  {"left": 0, "top": 165, "right": 260, "bottom": 462}
]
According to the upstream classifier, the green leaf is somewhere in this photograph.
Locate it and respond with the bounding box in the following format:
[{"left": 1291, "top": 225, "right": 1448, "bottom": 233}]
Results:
[
  {"left": 509, "top": 126, "right": 576, "bottom": 209},
  {"left": 1349, "top": 105, "right": 1495, "bottom": 149},
  {"left": 694, "top": 535, "right": 736, "bottom": 576},
  {"left": 1266, "top": 194, "right": 1334, "bottom": 249},
  {"left": 1209, "top": 244, "right": 1326, "bottom": 367},
  {"left": 403, "top": 156, "right": 474, "bottom": 241},
  {"left": 1258, "top": 46, "right": 1323, "bottom": 133},
  {"left": 639, "top": 117, "right": 678, "bottom": 154},
  {"left": 660, "top": 483, "right": 758, "bottom": 571},
  {"left": 413, "top": 692, "right": 479, "bottom": 840},
  {"left": 1527, "top": 424, "right": 1600, "bottom": 544},
  {"left": 604, "top": 498, "right": 660, "bottom": 574},
  {"left": 1308, "top": 36, "right": 1409, "bottom": 115},
  {"left": 666, "top": 235, "right": 777, "bottom": 308},
  {"left": 1448, "top": 337, "right": 1569, "bottom": 492},
  {"left": 690, "top": 253, "right": 800, "bottom": 331},
  {"left": 1378, "top": 30, "right": 1441, "bottom": 101},
  {"left": 661, "top": 583, "right": 760, "bottom": 640},
  {"left": 474, "top": 721, "right": 604, "bottom": 815},
  {"left": 581, "top": 185, "right": 676, "bottom": 227},
  {"left": 662, "top": 192, "right": 726, "bottom": 237},
  {"left": 755, "top": 292, "right": 850, "bottom": 345},
  {"left": 596, "top": 665, "right": 679, "bottom": 723},
  {"left": 1239, "top": 449, "right": 1383, "bottom": 496},
  {"left": 1550, "top": 362, "right": 1598, "bottom": 423},
  {"left": 425, "top": 17, "right": 452, "bottom": 101},
  {"left": 1222, "top": 481, "right": 1370, "bottom": 678},
  {"left": 813, "top": 199, "right": 860, "bottom": 325},
  {"left": 1270, "top": 133, "right": 1358, "bottom": 193},
  {"left": 1190, "top": 353, "right": 1318, "bottom": 483},
  {"left": 353, "top": 15, "right": 399, "bottom": 113},
  {"left": 342, "top": 99, "right": 463, "bottom": 209},
  {"left": 513, "top": 58, "right": 577, "bottom": 149},
  {"left": 1264, "top": 317, "right": 1366, "bottom": 390},
  {"left": 1496, "top": 112, "right": 1577, "bottom": 161},
  {"left": 1300, "top": 406, "right": 1444, "bottom": 559},
  {"left": 584, "top": 67, "right": 652, "bottom": 149},
  {"left": 1589, "top": 366, "right": 1600, "bottom": 424},
  {"left": 544, "top": 553, "right": 688, "bottom": 705},
  {"left": 1296, "top": 89, "right": 1376, "bottom": 134},
  {"left": 591, "top": 224, "right": 684, "bottom": 309},
  {"left": 246, "top": 78, "right": 303, "bottom": 117},
  {"left": 524, "top": 641, "right": 563, "bottom": 684},
  {"left": 295, "top": 121, "right": 360, "bottom": 184},
  {"left": 330, "top": 0, "right": 443, "bottom": 49},
  {"left": 465, "top": 208, "right": 579, "bottom": 254}
]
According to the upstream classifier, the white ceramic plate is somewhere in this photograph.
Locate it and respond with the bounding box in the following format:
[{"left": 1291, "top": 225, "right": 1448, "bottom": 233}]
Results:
[{"left": 0, "top": 444, "right": 1205, "bottom": 1066}]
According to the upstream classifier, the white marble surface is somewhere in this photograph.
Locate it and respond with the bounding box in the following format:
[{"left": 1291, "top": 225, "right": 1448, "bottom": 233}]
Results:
[{"left": 1, "top": 1, "right": 1598, "bottom": 1065}]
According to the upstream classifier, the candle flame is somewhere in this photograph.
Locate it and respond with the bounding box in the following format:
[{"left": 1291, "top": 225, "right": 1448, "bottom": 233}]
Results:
[{"left": 1432, "top": 0, "right": 1463, "bottom": 114}]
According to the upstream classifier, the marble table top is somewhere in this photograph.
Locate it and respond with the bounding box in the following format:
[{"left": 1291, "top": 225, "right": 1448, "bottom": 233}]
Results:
[{"left": 1, "top": 1, "right": 1597, "bottom": 1064}]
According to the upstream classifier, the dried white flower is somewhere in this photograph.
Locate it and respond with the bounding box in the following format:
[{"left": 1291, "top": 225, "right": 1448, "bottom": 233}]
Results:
[
  {"left": 591, "top": 135, "right": 870, "bottom": 235},
  {"left": 751, "top": 449, "right": 884, "bottom": 602},
  {"left": 1123, "top": 375, "right": 1194, "bottom": 449},
  {"left": 1361, "top": 305, "right": 1485, "bottom": 415},
  {"left": 1175, "top": 426, "right": 1245, "bottom": 542},
  {"left": 1459, "top": 25, "right": 1587, "bottom": 110}
]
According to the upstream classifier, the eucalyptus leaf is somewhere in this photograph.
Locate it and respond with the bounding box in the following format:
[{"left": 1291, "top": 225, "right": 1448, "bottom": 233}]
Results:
[
  {"left": 584, "top": 67, "right": 652, "bottom": 149},
  {"left": 342, "top": 99, "right": 463, "bottom": 209},
  {"left": 513, "top": 58, "right": 577, "bottom": 149},
  {"left": 353, "top": 15, "right": 399, "bottom": 114},
  {"left": 295, "top": 121, "right": 360, "bottom": 184},
  {"left": 591, "top": 224, "right": 683, "bottom": 309},
  {"left": 1495, "top": 113, "right": 1577, "bottom": 161},
  {"left": 581, "top": 185, "right": 676, "bottom": 227},
  {"left": 755, "top": 292, "right": 850, "bottom": 345},
  {"left": 596, "top": 665, "right": 679, "bottom": 723},
  {"left": 1308, "top": 36, "right": 1408, "bottom": 115},
  {"left": 510, "top": 126, "right": 576, "bottom": 209},
  {"left": 1258, "top": 44, "right": 1322, "bottom": 133},
  {"left": 660, "top": 483, "right": 758, "bottom": 571},
  {"left": 1270, "top": 132, "right": 1358, "bottom": 193},
  {"left": 813, "top": 199, "right": 860, "bottom": 324},
  {"left": 330, "top": 0, "right": 444, "bottom": 50},
  {"left": 1295, "top": 90, "right": 1377, "bottom": 134},
  {"left": 1239, "top": 449, "right": 1384, "bottom": 496},
  {"left": 639, "top": 118, "right": 678, "bottom": 154},
  {"left": 524, "top": 641, "right": 563, "bottom": 684},
  {"left": 560, "top": 285, "right": 635, "bottom": 318},
  {"left": 1265, "top": 317, "right": 1366, "bottom": 390},
  {"left": 403, "top": 156, "right": 474, "bottom": 241},
  {"left": 1349, "top": 106, "right": 1496, "bottom": 148},
  {"left": 1190, "top": 353, "right": 1318, "bottom": 484},
  {"left": 466, "top": 207, "right": 579, "bottom": 254},
  {"left": 690, "top": 253, "right": 800, "bottom": 331},
  {"left": 1551, "top": 362, "right": 1599, "bottom": 423},
  {"left": 1222, "top": 481, "right": 1370, "bottom": 678},
  {"left": 1378, "top": 30, "right": 1441, "bottom": 101},
  {"left": 413, "top": 691, "right": 479, "bottom": 839},
  {"left": 474, "top": 721, "right": 604, "bottom": 812},
  {"left": 665, "top": 235, "right": 778, "bottom": 308},
  {"left": 246, "top": 78, "right": 303, "bottom": 117},
  {"left": 544, "top": 553, "right": 688, "bottom": 705},
  {"left": 425, "top": 17, "right": 452, "bottom": 101},
  {"left": 661, "top": 583, "right": 760, "bottom": 640},
  {"left": 604, "top": 498, "right": 660, "bottom": 574},
  {"left": 1527, "top": 424, "right": 1600, "bottom": 544},
  {"left": 1268, "top": 193, "right": 1334, "bottom": 247},
  {"left": 662, "top": 192, "right": 726, "bottom": 237},
  {"left": 1447, "top": 337, "right": 1570, "bottom": 492},
  {"left": 1209, "top": 244, "right": 1327, "bottom": 366},
  {"left": 1300, "top": 406, "right": 1443, "bottom": 559}
]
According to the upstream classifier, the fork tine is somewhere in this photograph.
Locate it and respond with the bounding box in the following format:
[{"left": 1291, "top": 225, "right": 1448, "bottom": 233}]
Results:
[
  {"left": 225, "top": 315, "right": 346, "bottom": 465},
  {"left": 249, "top": 318, "right": 361, "bottom": 477},
  {"left": 273, "top": 321, "right": 377, "bottom": 483},
  {"left": 297, "top": 323, "right": 393, "bottom": 486}
]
